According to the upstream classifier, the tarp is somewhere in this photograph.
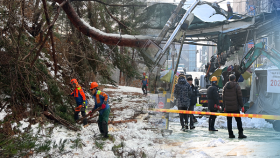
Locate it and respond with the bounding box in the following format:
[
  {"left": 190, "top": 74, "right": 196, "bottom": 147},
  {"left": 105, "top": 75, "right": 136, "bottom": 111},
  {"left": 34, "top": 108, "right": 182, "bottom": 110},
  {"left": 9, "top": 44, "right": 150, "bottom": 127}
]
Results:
[
  {"left": 241, "top": 71, "right": 252, "bottom": 80},
  {"left": 210, "top": 69, "right": 223, "bottom": 79},
  {"left": 160, "top": 70, "right": 172, "bottom": 82}
]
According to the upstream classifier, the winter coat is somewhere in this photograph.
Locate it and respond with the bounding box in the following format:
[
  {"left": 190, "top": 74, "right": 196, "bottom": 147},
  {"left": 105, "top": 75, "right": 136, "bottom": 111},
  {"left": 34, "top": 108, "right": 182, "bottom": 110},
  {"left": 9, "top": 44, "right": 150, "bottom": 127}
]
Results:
[
  {"left": 174, "top": 77, "right": 192, "bottom": 108},
  {"left": 195, "top": 79, "right": 199, "bottom": 86},
  {"left": 207, "top": 83, "right": 220, "bottom": 111},
  {"left": 92, "top": 90, "right": 110, "bottom": 115},
  {"left": 222, "top": 81, "right": 243, "bottom": 112},
  {"left": 71, "top": 86, "right": 88, "bottom": 107},
  {"left": 228, "top": 6, "right": 233, "bottom": 13},
  {"left": 190, "top": 84, "right": 198, "bottom": 106}
]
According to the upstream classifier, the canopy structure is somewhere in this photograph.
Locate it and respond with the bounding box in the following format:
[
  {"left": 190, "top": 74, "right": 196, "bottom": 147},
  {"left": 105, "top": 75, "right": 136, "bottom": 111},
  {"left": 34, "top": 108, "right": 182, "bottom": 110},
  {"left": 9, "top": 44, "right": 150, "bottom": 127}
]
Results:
[{"left": 140, "top": 2, "right": 280, "bottom": 48}]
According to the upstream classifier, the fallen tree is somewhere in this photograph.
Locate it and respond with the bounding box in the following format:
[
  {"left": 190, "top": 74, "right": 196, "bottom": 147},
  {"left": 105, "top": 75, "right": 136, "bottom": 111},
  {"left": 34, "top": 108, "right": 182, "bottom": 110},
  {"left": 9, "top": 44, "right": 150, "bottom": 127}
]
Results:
[{"left": 53, "top": 0, "right": 151, "bottom": 48}]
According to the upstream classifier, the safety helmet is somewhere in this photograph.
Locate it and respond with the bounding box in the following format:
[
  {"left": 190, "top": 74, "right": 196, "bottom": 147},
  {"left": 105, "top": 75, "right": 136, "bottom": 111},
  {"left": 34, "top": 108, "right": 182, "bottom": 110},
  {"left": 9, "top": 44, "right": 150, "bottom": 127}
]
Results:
[
  {"left": 90, "top": 82, "right": 98, "bottom": 89},
  {"left": 143, "top": 72, "right": 146, "bottom": 76},
  {"left": 227, "top": 1, "right": 230, "bottom": 4},
  {"left": 70, "top": 79, "right": 78, "bottom": 85},
  {"left": 211, "top": 76, "right": 218, "bottom": 82}
]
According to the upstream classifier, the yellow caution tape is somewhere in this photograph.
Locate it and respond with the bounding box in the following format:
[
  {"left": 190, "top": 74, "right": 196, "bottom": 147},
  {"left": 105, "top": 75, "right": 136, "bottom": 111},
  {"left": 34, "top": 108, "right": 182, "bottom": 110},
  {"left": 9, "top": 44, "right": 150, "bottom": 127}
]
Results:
[{"left": 152, "top": 109, "right": 280, "bottom": 120}]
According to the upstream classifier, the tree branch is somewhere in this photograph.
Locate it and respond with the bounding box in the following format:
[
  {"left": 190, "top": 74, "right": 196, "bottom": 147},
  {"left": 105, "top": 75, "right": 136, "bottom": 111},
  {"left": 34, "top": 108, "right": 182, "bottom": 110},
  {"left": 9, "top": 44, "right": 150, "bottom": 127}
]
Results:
[
  {"left": 42, "top": 0, "right": 58, "bottom": 75},
  {"left": 30, "top": 29, "right": 52, "bottom": 67},
  {"left": 52, "top": 0, "right": 151, "bottom": 48},
  {"left": 71, "top": 0, "right": 146, "bottom": 7}
]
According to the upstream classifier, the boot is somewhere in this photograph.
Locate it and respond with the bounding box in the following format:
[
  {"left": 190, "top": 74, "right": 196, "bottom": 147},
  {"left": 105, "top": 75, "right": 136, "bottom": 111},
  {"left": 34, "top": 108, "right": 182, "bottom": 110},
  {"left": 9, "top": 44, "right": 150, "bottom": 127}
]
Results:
[
  {"left": 229, "top": 131, "right": 235, "bottom": 138},
  {"left": 185, "top": 125, "right": 189, "bottom": 130},
  {"left": 210, "top": 118, "right": 218, "bottom": 131},
  {"left": 238, "top": 131, "right": 247, "bottom": 139},
  {"left": 98, "top": 121, "right": 104, "bottom": 134},
  {"left": 208, "top": 118, "right": 211, "bottom": 131},
  {"left": 102, "top": 121, "right": 109, "bottom": 138},
  {"left": 190, "top": 126, "right": 195, "bottom": 129}
]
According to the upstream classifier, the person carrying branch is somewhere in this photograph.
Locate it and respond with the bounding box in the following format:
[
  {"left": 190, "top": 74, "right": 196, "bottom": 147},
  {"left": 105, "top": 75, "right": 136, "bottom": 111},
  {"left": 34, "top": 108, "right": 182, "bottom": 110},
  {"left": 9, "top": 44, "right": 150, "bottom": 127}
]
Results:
[
  {"left": 89, "top": 82, "right": 110, "bottom": 138},
  {"left": 69, "top": 78, "right": 88, "bottom": 126}
]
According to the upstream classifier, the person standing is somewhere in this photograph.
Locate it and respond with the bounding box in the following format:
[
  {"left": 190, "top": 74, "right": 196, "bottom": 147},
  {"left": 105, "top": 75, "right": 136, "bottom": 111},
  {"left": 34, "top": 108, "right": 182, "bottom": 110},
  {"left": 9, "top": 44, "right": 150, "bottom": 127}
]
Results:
[
  {"left": 227, "top": 1, "right": 233, "bottom": 13},
  {"left": 207, "top": 76, "right": 220, "bottom": 131},
  {"left": 194, "top": 77, "right": 199, "bottom": 87},
  {"left": 69, "top": 78, "right": 88, "bottom": 126},
  {"left": 89, "top": 82, "right": 110, "bottom": 138},
  {"left": 174, "top": 73, "right": 192, "bottom": 131},
  {"left": 141, "top": 72, "right": 149, "bottom": 95},
  {"left": 223, "top": 74, "right": 247, "bottom": 139},
  {"left": 227, "top": 1, "right": 233, "bottom": 19},
  {"left": 187, "top": 77, "right": 198, "bottom": 129}
]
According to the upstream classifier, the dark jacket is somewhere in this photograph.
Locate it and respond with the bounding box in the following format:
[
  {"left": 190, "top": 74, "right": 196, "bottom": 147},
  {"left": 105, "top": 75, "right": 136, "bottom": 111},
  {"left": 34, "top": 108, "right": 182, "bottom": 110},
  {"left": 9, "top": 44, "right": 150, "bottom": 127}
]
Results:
[
  {"left": 195, "top": 78, "right": 199, "bottom": 86},
  {"left": 228, "top": 6, "right": 233, "bottom": 13},
  {"left": 190, "top": 84, "right": 198, "bottom": 106},
  {"left": 222, "top": 81, "right": 243, "bottom": 112},
  {"left": 207, "top": 83, "right": 220, "bottom": 111},
  {"left": 174, "top": 77, "right": 192, "bottom": 108}
]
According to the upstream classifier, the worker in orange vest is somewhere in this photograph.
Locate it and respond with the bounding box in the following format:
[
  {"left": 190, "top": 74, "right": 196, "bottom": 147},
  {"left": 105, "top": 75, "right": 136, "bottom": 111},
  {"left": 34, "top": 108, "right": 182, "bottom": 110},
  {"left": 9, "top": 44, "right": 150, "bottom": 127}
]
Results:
[
  {"left": 69, "top": 79, "right": 88, "bottom": 126},
  {"left": 89, "top": 82, "right": 110, "bottom": 138}
]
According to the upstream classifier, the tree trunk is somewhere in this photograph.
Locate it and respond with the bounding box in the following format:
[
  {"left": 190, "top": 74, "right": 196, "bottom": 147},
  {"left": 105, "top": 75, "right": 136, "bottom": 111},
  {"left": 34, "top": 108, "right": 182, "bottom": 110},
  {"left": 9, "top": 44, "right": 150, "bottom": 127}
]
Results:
[{"left": 53, "top": 0, "right": 150, "bottom": 48}]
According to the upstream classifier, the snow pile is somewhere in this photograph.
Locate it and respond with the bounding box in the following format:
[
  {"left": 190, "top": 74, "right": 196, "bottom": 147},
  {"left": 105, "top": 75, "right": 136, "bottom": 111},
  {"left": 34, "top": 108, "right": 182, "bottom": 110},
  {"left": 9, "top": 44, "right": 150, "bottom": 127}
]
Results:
[
  {"left": 18, "top": 118, "right": 30, "bottom": 133},
  {"left": 207, "top": 138, "right": 225, "bottom": 147},
  {"left": 0, "top": 110, "right": 8, "bottom": 121},
  {"left": 194, "top": 106, "right": 207, "bottom": 111},
  {"left": 103, "top": 85, "right": 143, "bottom": 93}
]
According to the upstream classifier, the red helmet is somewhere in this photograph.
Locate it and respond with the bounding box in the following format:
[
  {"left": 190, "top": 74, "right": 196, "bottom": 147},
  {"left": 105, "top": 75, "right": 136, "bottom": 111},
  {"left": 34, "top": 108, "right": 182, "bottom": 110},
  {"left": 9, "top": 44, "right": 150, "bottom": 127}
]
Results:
[
  {"left": 90, "top": 82, "right": 98, "bottom": 89},
  {"left": 70, "top": 79, "right": 78, "bottom": 85},
  {"left": 143, "top": 72, "right": 146, "bottom": 76}
]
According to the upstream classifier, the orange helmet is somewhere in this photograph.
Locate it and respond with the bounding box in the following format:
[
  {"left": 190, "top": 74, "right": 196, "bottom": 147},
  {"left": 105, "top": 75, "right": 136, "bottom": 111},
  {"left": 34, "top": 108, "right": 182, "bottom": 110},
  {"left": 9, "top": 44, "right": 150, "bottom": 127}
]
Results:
[
  {"left": 90, "top": 82, "right": 98, "bottom": 89},
  {"left": 211, "top": 76, "right": 218, "bottom": 82},
  {"left": 70, "top": 79, "right": 78, "bottom": 85}
]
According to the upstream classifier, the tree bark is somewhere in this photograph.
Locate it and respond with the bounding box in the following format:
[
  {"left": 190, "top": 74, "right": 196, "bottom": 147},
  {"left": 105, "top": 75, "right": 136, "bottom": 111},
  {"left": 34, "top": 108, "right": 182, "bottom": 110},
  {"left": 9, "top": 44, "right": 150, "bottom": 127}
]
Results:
[{"left": 53, "top": 0, "right": 150, "bottom": 48}]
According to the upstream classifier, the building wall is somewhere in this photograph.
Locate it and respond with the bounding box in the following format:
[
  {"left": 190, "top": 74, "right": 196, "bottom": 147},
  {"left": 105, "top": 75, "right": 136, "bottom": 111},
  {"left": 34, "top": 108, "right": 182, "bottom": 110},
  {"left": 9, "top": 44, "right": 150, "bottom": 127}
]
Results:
[{"left": 233, "top": 0, "right": 247, "bottom": 14}]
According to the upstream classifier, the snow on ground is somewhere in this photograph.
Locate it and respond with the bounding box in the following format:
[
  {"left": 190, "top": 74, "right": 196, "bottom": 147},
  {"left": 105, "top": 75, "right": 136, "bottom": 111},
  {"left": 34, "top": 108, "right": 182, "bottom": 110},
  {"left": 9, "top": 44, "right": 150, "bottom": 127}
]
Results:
[
  {"left": 8, "top": 85, "right": 278, "bottom": 157},
  {"left": 103, "top": 85, "right": 143, "bottom": 94},
  {"left": 0, "top": 110, "right": 9, "bottom": 121},
  {"left": 171, "top": 115, "right": 273, "bottom": 129}
]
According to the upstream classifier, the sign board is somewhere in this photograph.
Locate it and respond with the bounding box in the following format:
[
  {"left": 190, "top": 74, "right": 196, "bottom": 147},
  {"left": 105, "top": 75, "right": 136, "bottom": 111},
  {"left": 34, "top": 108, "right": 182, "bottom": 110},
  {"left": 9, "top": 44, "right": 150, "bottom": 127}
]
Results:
[
  {"left": 248, "top": 42, "right": 254, "bottom": 49},
  {"left": 267, "top": 70, "right": 280, "bottom": 93},
  {"left": 248, "top": 5, "right": 256, "bottom": 16},
  {"left": 158, "top": 101, "right": 164, "bottom": 109},
  {"left": 170, "top": 75, "right": 179, "bottom": 102}
]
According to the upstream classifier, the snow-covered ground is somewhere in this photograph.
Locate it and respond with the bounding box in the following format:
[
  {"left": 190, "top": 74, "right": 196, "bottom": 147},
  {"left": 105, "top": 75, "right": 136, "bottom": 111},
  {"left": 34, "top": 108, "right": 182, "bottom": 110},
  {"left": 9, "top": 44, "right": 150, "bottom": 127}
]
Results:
[{"left": 6, "top": 85, "right": 280, "bottom": 157}]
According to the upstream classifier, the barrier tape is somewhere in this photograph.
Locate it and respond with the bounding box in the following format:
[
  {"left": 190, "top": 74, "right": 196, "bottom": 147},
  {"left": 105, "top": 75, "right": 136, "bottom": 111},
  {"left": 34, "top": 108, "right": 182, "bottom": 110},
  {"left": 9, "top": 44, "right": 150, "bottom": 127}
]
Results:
[{"left": 152, "top": 109, "right": 280, "bottom": 120}]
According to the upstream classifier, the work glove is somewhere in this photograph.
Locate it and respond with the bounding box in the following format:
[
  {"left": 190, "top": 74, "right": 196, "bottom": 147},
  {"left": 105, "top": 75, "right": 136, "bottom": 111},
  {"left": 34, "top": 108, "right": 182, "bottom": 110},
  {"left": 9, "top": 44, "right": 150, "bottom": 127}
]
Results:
[
  {"left": 88, "top": 111, "right": 93, "bottom": 117},
  {"left": 146, "top": 84, "right": 148, "bottom": 86},
  {"left": 75, "top": 105, "right": 82, "bottom": 111},
  {"left": 214, "top": 104, "right": 221, "bottom": 110},
  {"left": 103, "top": 101, "right": 107, "bottom": 105},
  {"left": 241, "top": 107, "right": 245, "bottom": 113},
  {"left": 68, "top": 94, "right": 72, "bottom": 97},
  {"left": 101, "top": 104, "right": 106, "bottom": 109}
]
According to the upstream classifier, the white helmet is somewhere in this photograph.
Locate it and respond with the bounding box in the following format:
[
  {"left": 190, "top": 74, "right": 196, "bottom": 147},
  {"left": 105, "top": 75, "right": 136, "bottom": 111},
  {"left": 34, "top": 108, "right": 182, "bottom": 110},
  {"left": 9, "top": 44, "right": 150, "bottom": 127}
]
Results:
[{"left": 227, "top": 1, "right": 231, "bottom": 4}]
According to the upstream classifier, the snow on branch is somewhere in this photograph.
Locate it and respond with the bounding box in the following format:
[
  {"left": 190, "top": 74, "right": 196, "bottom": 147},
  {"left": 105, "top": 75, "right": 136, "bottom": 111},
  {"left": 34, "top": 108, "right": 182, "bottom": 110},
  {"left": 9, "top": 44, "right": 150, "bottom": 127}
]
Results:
[{"left": 53, "top": 0, "right": 151, "bottom": 48}]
